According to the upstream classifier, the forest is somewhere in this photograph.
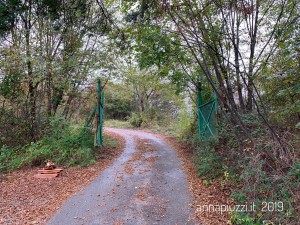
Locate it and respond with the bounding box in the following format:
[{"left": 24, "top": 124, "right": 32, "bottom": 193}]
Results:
[{"left": 0, "top": 0, "right": 299, "bottom": 224}]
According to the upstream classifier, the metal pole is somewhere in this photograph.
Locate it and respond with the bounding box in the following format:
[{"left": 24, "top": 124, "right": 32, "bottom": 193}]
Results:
[
  {"left": 99, "top": 91, "right": 104, "bottom": 146},
  {"left": 95, "top": 80, "right": 101, "bottom": 147},
  {"left": 85, "top": 106, "right": 96, "bottom": 127},
  {"left": 197, "top": 82, "right": 203, "bottom": 137}
]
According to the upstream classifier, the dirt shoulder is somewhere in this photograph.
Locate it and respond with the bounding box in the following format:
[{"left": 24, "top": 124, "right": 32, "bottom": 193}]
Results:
[{"left": 0, "top": 131, "right": 125, "bottom": 225}]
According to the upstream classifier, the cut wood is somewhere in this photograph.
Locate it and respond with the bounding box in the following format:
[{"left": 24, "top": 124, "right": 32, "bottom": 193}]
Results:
[
  {"left": 34, "top": 174, "right": 58, "bottom": 179},
  {"left": 35, "top": 168, "right": 63, "bottom": 178},
  {"left": 38, "top": 170, "right": 60, "bottom": 174},
  {"left": 38, "top": 169, "right": 63, "bottom": 174}
]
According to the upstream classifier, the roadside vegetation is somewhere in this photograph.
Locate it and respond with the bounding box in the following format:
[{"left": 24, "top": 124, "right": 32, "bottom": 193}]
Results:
[{"left": 0, "top": 116, "right": 119, "bottom": 173}]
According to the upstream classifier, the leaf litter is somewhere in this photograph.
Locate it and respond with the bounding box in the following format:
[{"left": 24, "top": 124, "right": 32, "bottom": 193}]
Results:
[{"left": 0, "top": 131, "right": 125, "bottom": 225}]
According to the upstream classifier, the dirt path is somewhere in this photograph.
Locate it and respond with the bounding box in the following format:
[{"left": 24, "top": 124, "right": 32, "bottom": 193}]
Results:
[{"left": 47, "top": 128, "right": 197, "bottom": 225}]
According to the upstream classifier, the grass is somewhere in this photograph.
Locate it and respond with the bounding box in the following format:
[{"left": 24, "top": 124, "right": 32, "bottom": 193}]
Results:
[{"left": 104, "top": 119, "right": 133, "bottom": 129}]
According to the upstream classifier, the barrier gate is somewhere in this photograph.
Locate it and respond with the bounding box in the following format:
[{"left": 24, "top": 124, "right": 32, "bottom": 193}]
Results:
[
  {"left": 197, "top": 82, "right": 218, "bottom": 138},
  {"left": 85, "top": 80, "right": 104, "bottom": 147}
]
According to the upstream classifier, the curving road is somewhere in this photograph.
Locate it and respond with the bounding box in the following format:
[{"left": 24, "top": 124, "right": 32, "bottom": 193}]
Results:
[{"left": 47, "top": 128, "right": 197, "bottom": 225}]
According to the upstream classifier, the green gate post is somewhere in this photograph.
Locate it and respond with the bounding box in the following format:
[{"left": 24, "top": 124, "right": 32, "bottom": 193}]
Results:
[
  {"left": 99, "top": 91, "right": 104, "bottom": 146},
  {"left": 197, "top": 82, "right": 218, "bottom": 139},
  {"left": 85, "top": 105, "right": 96, "bottom": 128},
  {"left": 86, "top": 80, "right": 104, "bottom": 147},
  {"left": 197, "top": 82, "right": 203, "bottom": 137},
  {"left": 95, "top": 80, "right": 103, "bottom": 147}
]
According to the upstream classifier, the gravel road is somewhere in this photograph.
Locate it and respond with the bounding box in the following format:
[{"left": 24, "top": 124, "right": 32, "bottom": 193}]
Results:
[{"left": 47, "top": 128, "right": 197, "bottom": 225}]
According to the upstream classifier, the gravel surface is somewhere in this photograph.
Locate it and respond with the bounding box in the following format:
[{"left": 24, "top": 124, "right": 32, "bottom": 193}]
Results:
[{"left": 47, "top": 128, "right": 198, "bottom": 225}]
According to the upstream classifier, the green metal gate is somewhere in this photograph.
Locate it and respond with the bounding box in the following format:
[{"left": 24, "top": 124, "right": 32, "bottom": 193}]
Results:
[
  {"left": 85, "top": 80, "right": 104, "bottom": 147},
  {"left": 197, "top": 82, "right": 218, "bottom": 138}
]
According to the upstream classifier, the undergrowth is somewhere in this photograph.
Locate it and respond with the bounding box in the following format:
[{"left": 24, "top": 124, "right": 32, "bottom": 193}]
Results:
[
  {"left": 192, "top": 113, "right": 299, "bottom": 225},
  {"left": 0, "top": 117, "right": 118, "bottom": 173},
  {"left": 194, "top": 138, "right": 223, "bottom": 180}
]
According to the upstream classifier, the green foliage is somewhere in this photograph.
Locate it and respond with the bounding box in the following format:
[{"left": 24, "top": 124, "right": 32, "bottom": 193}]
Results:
[
  {"left": 261, "top": 72, "right": 300, "bottom": 126},
  {"left": 0, "top": 71, "right": 23, "bottom": 99},
  {"left": 104, "top": 83, "right": 134, "bottom": 120},
  {"left": 232, "top": 159, "right": 296, "bottom": 224},
  {"left": 231, "top": 192, "right": 247, "bottom": 203},
  {"left": 261, "top": 19, "right": 300, "bottom": 127},
  {"left": 197, "top": 114, "right": 299, "bottom": 224},
  {"left": 0, "top": 0, "right": 22, "bottom": 36},
  {"left": 194, "top": 139, "right": 223, "bottom": 180},
  {"left": 0, "top": 145, "right": 17, "bottom": 172},
  {"left": 24, "top": 117, "right": 95, "bottom": 167},
  {"left": 288, "top": 163, "right": 300, "bottom": 182},
  {"left": 230, "top": 213, "right": 259, "bottom": 225},
  {"left": 105, "top": 96, "right": 133, "bottom": 120},
  {"left": 0, "top": 0, "right": 114, "bottom": 142},
  {"left": 122, "top": 0, "right": 161, "bottom": 22},
  {"left": 216, "top": 114, "right": 300, "bottom": 225},
  {"left": 240, "top": 114, "right": 266, "bottom": 138},
  {"left": 0, "top": 109, "right": 30, "bottom": 147},
  {"left": 136, "top": 25, "right": 176, "bottom": 69},
  {"left": 0, "top": 117, "right": 99, "bottom": 172},
  {"left": 173, "top": 103, "right": 194, "bottom": 140},
  {"left": 129, "top": 112, "right": 143, "bottom": 127}
]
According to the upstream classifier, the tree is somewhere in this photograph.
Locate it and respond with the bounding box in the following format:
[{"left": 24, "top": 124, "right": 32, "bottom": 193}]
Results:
[
  {"left": 261, "top": 13, "right": 300, "bottom": 126},
  {"left": 104, "top": 82, "right": 134, "bottom": 120},
  {"left": 0, "top": 0, "right": 113, "bottom": 142}
]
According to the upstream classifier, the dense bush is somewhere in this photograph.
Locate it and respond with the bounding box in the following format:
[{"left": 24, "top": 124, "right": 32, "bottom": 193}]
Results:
[
  {"left": 104, "top": 83, "right": 134, "bottom": 120},
  {"left": 105, "top": 96, "right": 134, "bottom": 120},
  {"left": 129, "top": 112, "right": 143, "bottom": 127},
  {"left": 0, "top": 109, "right": 31, "bottom": 147}
]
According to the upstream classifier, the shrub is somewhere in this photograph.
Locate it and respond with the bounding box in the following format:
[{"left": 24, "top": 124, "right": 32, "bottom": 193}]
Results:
[
  {"left": 230, "top": 158, "right": 296, "bottom": 224},
  {"left": 22, "top": 120, "right": 95, "bottom": 168},
  {"left": 0, "top": 145, "right": 18, "bottom": 172},
  {"left": 0, "top": 117, "right": 96, "bottom": 172},
  {"left": 0, "top": 109, "right": 30, "bottom": 147},
  {"left": 174, "top": 103, "right": 194, "bottom": 140},
  {"left": 195, "top": 113, "right": 299, "bottom": 224},
  {"left": 129, "top": 112, "right": 143, "bottom": 127},
  {"left": 194, "top": 139, "right": 223, "bottom": 180}
]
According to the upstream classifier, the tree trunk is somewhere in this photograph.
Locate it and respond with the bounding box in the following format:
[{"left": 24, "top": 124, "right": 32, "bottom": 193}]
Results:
[
  {"left": 246, "top": 3, "right": 259, "bottom": 112},
  {"left": 52, "top": 89, "right": 64, "bottom": 115},
  {"left": 221, "top": 66, "right": 237, "bottom": 110},
  {"left": 46, "top": 70, "right": 52, "bottom": 117},
  {"left": 24, "top": 0, "right": 38, "bottom": 140},
  {"left": 63, "top": 95, "right": 74, "bottom": 119}
]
